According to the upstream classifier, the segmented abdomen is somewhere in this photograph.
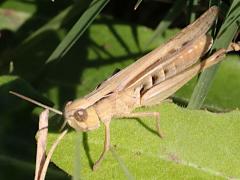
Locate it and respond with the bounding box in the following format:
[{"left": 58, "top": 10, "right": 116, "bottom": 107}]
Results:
[{"left": 128, "top": 34, "right": 213, "bottom": 94}]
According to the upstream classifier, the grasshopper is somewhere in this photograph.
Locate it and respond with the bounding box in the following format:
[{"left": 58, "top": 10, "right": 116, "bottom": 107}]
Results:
[{"left": 10, "top": 6, "right": 240, "bottom": 171}]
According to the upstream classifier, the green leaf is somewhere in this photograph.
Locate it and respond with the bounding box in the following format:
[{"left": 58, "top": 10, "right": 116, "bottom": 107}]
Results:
[{"left": 48, "top": 102, "right": 240, "bottom": 179}]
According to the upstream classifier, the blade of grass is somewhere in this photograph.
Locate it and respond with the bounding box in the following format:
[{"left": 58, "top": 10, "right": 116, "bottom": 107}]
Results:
[
  {"left": 187, "top": 0, "right": 198, "bottom": 23},
  {"left": 187, "top": 1, "right": 240, "bottom": 109},
  {"left": 145, "top": 0, "right": 187, "bottom": 48},
  {"left": 134, "top": 0, "right": 143, "bottom": 10},
  {"left": 73, "top": 132, "right": 83, "bottom": 180},
  {"left": 110, "top": 148, "right": 134, "bottom": 180},
  {"left": 46, "top": 0, "right": 109, "bottom": 64}
]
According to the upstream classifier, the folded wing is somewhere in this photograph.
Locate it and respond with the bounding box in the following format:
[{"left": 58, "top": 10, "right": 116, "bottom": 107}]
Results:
[
  {"left": 141, "top": 48, "right": 226, "bottom": 106},
  {"left": 85, "top": 6, "right": 219, "bottom": 107}
]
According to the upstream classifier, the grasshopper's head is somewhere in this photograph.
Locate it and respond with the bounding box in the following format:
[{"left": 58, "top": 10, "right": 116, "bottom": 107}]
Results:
[{"left": 64, "top": 99, "right": 100, "bottom": 131}]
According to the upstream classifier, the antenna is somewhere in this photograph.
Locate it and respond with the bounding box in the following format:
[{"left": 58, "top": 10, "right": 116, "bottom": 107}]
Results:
[{"left": 9, "top": 91, "right": 63, "bottom": 115}]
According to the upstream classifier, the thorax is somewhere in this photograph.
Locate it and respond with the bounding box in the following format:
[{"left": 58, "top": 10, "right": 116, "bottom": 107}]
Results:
[{"left": 93, "top": 88, "right": 140, "bottom": 123}]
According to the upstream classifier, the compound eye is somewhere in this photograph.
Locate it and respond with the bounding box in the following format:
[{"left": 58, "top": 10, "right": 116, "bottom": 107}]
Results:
[{"left": 73, "top": 109, "right": 88, "bottom": 122}]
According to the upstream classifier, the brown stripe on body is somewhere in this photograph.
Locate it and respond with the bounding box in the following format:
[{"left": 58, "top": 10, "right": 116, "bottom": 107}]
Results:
[{"left": 126, "top": 35, "right": 213, "bottom": 92}]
